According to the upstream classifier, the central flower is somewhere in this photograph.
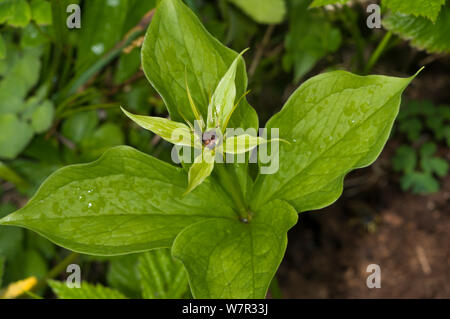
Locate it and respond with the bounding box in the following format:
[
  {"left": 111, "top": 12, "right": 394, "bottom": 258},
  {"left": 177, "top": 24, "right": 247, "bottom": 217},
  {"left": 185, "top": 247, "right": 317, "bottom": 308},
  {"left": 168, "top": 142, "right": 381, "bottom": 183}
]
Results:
[
  {"left": 121, "top": 49, "right": 277, "bottom": 195},
  {"left": 202, "top": 129, "right": 221, "bottom": 149}
]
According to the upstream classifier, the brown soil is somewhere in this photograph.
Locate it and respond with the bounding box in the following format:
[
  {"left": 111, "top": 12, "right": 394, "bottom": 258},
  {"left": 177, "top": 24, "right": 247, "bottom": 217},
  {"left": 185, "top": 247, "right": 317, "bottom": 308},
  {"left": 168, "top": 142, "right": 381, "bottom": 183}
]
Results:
[{"left": 278, "top": 143, "right": 450, "bottom": 298}]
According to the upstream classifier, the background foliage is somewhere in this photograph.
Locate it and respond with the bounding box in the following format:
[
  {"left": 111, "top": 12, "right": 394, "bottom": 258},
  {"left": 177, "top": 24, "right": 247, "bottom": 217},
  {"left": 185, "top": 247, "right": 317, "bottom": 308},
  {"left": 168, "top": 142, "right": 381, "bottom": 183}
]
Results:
[{"left": 0, "top": 0, "right": 448, "bottom": 299}]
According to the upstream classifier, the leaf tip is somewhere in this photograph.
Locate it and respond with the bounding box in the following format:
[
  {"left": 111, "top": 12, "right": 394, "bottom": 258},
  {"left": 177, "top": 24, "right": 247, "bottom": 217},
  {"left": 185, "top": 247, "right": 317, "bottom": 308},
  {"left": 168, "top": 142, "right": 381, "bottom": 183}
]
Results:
[{"left": 413, "top": 66, "right": 425, "bottom": 78}]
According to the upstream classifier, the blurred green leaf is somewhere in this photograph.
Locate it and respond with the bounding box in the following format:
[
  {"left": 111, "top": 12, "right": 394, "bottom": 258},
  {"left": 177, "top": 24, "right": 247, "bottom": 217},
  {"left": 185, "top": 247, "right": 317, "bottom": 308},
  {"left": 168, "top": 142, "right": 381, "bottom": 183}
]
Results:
[
  {"left": 61, "top": 111, "right": 99, "bottom": 144},
  {"left": 30, "top": 0, "right": 52, "bottom": 25},
  {"left": 422, "top": 157, "right": 448, "bottom": 177},
  {"left": 310, "top": 0, "right": 348, "bottom": 7},
  {"left": 0, "top": 256, "right": 4, "bottom": 287},
  {"left": 107, "top": 254, "right": 141, "bottom": 298},
  {"left": 420, "top": 142, "right": 437, "bottom": 158},
  {"left": 75, "top": 0, "right": 129, "bottom": 72},
  {"left": 392, "top": 145, "right": 416, "bottom": 173},
  {"left": 139, "top": 248, "right": 188, "bottom": 299},
  {"left": 398, "top": 117, "right": 422, "bottom": 141},
  {"left": 227, "top": 0, "right": 286, "bottom": 24},
  {"left": 0, "top": 114, "right": 34, "bottom": 159},
  {"left": 0, "top": 35, "right": 5, "bottom": 59},
  {"left": 0, "top": 204, "right": 23, "bottom": 263},
  {"left": 80, "top": 123, "right": 125, "bottom": 160},
  {"left": 30, "top": 100, "right": 54, "bottom": 133},
  {"left": 49, "top": 280, "right": 128, "bottom": 299},
  {"left": 0, "top": 0, "right": 32, "bottom": 27},
  {"left": 283, "top": 0, "right": 342, "bottom": 82},
  {"left": 6, "top": 249, "right": 47, "bottom": 282},
  {"left": 400, "top": 171, "right": 440, "bottom": 194},
  {"left": 0, "top": 161, "right": 28, "bottom": 187}
]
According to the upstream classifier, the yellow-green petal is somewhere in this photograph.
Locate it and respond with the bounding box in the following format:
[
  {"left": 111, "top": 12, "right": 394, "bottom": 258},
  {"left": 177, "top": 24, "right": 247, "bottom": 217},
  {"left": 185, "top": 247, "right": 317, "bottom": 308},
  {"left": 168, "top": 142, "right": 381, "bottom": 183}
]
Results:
[{"left": 121, "top": 107, "right": 193, "bottom": 146}]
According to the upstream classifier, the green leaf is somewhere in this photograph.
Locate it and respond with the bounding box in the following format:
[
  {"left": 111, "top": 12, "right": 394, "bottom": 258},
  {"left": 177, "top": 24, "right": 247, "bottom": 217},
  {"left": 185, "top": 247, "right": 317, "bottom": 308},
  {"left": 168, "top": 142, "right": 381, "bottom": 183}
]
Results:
[
  {"left": 0, "top": 256, "right": 4, "bottom": 287},
  {"left": 185, "top": 150, "right": 215, "bottom": 195},
  {"left": 223, "top": 134, "right": 268, "bottom": 154},
  {"left": 0, "top": 0, "right": 31, "bottom": 27},
  {"left": 208, "top": 50, "right": 246, "bottom": 129},
  {"left": 382, "top": 0, "right": 445, "bottom": 22},
  {"left": 227, "top": 0, "right": 286, "bottom": 24},
  {"left": 141, "top": 0, "right": 258, "bottom": 131},
  {"left": 383, "top": 5, "right": 450, "bottom": 54},
  {"left": 61, "top": 110, "right": 99, "bottom": 144},
  {"left": 139, "top": 248, "right": 189, "bottom": 299},
  {"left": 0, "top": 113, "right": 34, "bottom": 159},
  {"left": 30, "top": 100, "right": 54, "bottom": 134},
  {"left": 172, "top": 199, "right": 297, "bottom": 298},
  {"left": 251, "top": 70, "right": 417, "bottom": 212},
  {"left": 0, "top": 35, "right": 5, "bottom": 59},
  {"left": 6, "top": 249, "right": 47, "bottom": 281},
  {"left": 422, "top": 157, "right": 448, "bottom": 177},
  {"left": 0, "top": 146, "right": 236, "bottom": 255},
  {"left": 420, "top": 142, "right": 437, "bottom": 158},
  {"left": 392, "top": 145, "right": 417, "bottom": 173},
  {"left": 0, "top": 204, "right": 23, "bottom": 262},
  {"left": 107, "top": 254, "right": 141, "bottom": 298},
  {"left": 49, "top": 280, "right": 128, "bottom": 299},
  {"left": 400, "top": 172, "right": 440, "bottom": 194},
  {"left": 310, "top": 0, "right": 349, "bottom": 7},
  {"left": 283, "top": 0, "right": 342, "bottom": 82},
  {"left": 398, "top": 117, "right": 423, "bottom": 141},
  {"left": 122, "top": 108, "right": 194, "bottom": 147},
  {"left": 0, "top": 162, "right": 28, "bottom": 189},
  {"left": 79, "top": 123, "right": 125, "bottom": 161},
  {"left": 30, "top": 0, "right": 52, "bottom": 25}
]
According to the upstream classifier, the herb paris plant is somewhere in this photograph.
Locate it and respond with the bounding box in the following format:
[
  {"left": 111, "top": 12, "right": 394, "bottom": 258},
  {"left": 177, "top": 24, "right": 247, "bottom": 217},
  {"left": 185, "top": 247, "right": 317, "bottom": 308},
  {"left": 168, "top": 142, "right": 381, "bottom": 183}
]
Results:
[{"left": 0, "top": 0, "right": 419, "bottom": 298}]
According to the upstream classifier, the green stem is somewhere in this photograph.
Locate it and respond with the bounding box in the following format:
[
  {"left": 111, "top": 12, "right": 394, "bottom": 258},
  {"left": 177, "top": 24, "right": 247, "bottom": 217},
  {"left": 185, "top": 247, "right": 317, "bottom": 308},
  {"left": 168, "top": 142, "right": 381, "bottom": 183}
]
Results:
[
  {"left": 34, "top": 252, "right": 80, "bottom": 292},
  {"left": 269, "top": 276, "right": 283, "bottom": 299},
  {"left": 364, "top": 31, "right": 393, "bottom": 74},
  {"left": 214, "top": 164, "right": 248, "bottom": 219}
]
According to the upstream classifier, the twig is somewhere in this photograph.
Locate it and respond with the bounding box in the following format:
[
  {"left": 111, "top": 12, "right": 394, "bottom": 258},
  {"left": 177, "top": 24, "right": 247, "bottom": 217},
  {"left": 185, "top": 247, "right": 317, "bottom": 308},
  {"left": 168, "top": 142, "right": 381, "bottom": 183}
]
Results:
[
  {"left": 416, "top": 246, "right": 431, "bottom": 275},
  {"left": 248, "top": 25, "right": 275, "bottom": 78}
]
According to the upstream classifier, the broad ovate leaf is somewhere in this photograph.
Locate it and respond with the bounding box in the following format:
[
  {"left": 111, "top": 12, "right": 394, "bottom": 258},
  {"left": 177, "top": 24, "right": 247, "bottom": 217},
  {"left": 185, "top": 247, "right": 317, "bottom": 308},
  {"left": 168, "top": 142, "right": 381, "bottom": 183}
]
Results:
[
  {"left": 383, "top": 5, "right": 450, "bottom": 54},
  {"left": 251, "top": 70, "right": 418, "bottom": 211},
  {"left": 122, "top": 108, "right": 194, "bottom": 147},
  {"left": 382, "top": 0, "right": 446, "bottom": 22},
  {"left": 185, "top": 150, "right": 215, "bottom": 196},
  {"left": 0, "top": 146, "right": 236, "bottom": 255},
  {"left": 227, "top": 0, "right": 286, "bottom": 24},
  {"left": 142, "top": 0, "right": 258, "bottom": 130},
  {"left": 172, "top": 199, "right": 298, "bottom": 298}
]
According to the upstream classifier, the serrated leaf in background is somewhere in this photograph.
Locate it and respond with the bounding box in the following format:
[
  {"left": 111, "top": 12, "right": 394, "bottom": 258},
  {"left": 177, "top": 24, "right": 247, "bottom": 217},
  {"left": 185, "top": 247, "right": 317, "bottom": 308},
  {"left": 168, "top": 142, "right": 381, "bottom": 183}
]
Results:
[
  {"left": 382, "top": 0, "right": 446, "bottom": 22},
  {"left": 383, "top": 5, "right": 450, "bottom": 54},
  {"left": 49, "top": 280, "right": 128, "bottom": 299}
]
